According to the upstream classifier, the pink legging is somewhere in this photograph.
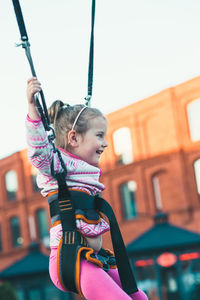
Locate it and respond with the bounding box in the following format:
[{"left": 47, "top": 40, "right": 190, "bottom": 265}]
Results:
[{"left": 49, "top": 247, "right": 148, "bottom": 300}]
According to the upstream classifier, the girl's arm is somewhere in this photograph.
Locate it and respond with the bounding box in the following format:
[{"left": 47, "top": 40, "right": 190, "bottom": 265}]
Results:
[
  {"left": 26, "top": 77, "right": 41, "bottom": 120},
  {"left": 26, "top": 77, "right": 54, "bottom": 175}
]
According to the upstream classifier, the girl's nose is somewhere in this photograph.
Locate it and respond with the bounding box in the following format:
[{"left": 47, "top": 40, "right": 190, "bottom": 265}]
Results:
[{"left": 103, "top": 139, "right": 108, "bottom": 148}]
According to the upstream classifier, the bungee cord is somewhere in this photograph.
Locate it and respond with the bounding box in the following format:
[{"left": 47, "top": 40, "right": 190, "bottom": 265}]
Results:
[
  {"left": 85, "top": 0, "right": 96, "bottom": 107},
  {"left": 11, "top": 0, "right": 96, "bottom": 173},
  {"left": 12, "top": 0, "right": 95, "bottom": 118}
]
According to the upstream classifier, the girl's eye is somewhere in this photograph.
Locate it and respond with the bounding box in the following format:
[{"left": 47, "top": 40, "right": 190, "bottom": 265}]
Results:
[{"left": 97, "top": 134, "right": 103, "bottom": 138}]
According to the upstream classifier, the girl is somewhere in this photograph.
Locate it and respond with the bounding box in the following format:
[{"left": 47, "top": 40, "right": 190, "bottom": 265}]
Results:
[{"left": 26, "top": 77, "right": 148, "bottom": 300}]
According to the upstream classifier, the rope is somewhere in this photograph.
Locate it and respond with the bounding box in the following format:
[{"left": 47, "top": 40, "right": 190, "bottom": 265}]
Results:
[
  {"left": 12, "top": 0, "right": 96, "bottom": 173},
  {"left": 85, "top": 0, "right": 96, "bottom": 107}
]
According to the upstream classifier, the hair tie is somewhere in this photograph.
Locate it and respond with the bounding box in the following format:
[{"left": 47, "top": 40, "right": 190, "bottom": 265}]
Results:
[{"left": 62, "top": 104, "right": 70, "bottom": 110}]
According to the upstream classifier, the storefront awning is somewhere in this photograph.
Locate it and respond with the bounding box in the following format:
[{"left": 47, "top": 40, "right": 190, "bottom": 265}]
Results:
[
  {"left": 0, "top": 242, "right": 49, "bottom": 279},
  {"left": 127, "top": 212, "right": 200, "bottom": 256}
]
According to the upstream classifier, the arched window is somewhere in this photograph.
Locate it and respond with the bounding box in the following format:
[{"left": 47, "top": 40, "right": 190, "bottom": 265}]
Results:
[
  {"left": 120, "top": 181, "right": 137, "bottom": 220},
  {"left": 187, "top": 100, "right": 200, "bottom": 141},
  {"left": 5, "top": 170, "right": 18, "bottom": 201},
  {"left": 36, "top": 209, "right": 49, "bottom": 247},
  {"left": 152, "top": 175, "right": 162, "bottom": 211},
  {"left": 10, "top": 217, "right": 23, "bottom": 248},
  {"left": 113, "top": 127, "right": 133, "bottom": 165},
  {"left": 194, "top": 159, "right": 200, "bottom": 198}
]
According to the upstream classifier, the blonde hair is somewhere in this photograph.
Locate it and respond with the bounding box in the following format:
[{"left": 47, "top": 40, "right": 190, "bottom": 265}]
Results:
[{"left": 48, "top": 100, "right": 105, "bottom": 149}]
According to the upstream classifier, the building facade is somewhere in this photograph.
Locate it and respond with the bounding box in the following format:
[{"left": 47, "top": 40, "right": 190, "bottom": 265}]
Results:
[
  {"left": 101, "top": 76, "right": 200, "bottom": 247},
  {"left": 1, "top": 76, "right": 200, "bottom": 299}
]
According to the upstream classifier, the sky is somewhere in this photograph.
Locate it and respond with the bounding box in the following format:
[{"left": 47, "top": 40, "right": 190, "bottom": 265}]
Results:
[{"left": 1, "top": 0, "right": 200, "bottom": 159}]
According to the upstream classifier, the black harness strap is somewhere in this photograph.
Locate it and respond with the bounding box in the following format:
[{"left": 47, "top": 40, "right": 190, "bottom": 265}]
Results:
[
  {"left": 95, "top": 196, "right": 138, "bottom": 295},
  {"left": 12, "top": 0, "right": 28, "bottom": 41},
  {"left": 54, "top": 173, "right": 87, "bottom": 294}
]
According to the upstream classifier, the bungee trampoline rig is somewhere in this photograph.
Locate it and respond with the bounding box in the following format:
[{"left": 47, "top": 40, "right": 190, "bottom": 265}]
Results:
[{"left": 11, "top": 0, "right": 139, "bottom": 297}]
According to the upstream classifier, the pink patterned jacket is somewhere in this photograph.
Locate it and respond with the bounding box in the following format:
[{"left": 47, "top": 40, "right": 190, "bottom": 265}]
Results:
[{"left": 25, "top": 115, "right": 110, "bottom": 247}]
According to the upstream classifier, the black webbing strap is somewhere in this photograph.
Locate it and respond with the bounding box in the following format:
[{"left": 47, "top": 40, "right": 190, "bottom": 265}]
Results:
[
  {"left": 12, "top": 0, "right": 28, "bottom": 41},
  {"left": 95, "top": 196, "right": 138, "bottom": 295},
  {"left": 53, "top": 173, "right": 75, "bottom": 230},
  {"left": 49, "top": 191, "right": 138, "bottom": 295},
  {"left": 12, "top": 0, "right": 51, "bottom": 132},
  {"left": 53, "top": 173, "right": 88, "bottom": 294},
  {"left": 85, "top": 0, "right": 96, "bottom": 107}
]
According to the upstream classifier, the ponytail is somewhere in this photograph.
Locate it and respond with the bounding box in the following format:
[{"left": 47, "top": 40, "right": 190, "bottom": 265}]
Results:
[{"left": 48, "top": 100, "right": 65, "bottom": 128}]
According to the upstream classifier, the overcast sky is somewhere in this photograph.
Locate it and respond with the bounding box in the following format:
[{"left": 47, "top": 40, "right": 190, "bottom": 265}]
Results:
[{"left": 1, "top": 0, "right": 200, "bottom": 159}]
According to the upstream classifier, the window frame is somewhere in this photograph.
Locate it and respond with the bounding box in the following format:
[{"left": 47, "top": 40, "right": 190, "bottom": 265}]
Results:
[
  {"left": 113, "top": 127, "right": 133, "bottom": 165},
  {"left": 5, "top": 170, "right": 18, "bottom": 201},
  {"left": 187, "top": 99, "right": 200, "bottom": 142},
  {"left": 193, "top": 159, "right": 200, "bottom": 199},
  {"left": 10, "top": 216, "right": 23, "bottom": 248},
  {"left": 36, "top": 208, "right": 49, "bottom": 247},
  {"left": 120, "top": 180, "right": 137, "bottom": 220}
]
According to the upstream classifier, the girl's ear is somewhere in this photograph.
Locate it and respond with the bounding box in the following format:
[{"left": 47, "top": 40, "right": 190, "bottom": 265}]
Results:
[{"left": 68, "top": 130, "right": 78, "bottom": 147}]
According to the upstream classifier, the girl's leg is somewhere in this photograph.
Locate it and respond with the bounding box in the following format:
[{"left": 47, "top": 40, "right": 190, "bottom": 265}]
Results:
[
  {"left": 80, "top": 260, "right": 133, "bottom": 300},
  {"left": 50, "top": 247, "right": 132, "bottom": 299},
  {"left": 49, "top": 247, "right": 148, "bottom": 300},
  {"left": 108, "top": 268, "right": 148, "bottom": 300},
  {"left": 49, "top": 247, "right": 67, "bottom": 292}
]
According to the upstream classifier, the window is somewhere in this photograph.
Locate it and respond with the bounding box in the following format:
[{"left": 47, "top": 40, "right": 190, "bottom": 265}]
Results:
[
  {"left": 113, "top": 127, "right": 133, "bottom": 164},
  {"left": 36, "top": 209, "right": 49, "bottom": 247},
  {"left": 5, "top": 170, "right": 18, "bottom": 200},
  {"left": 120, "top": 181, "right": 137, "bottom": 220},
  {"left": 134, "top": 261, "right": 158, "bottom": 299},
  {"left": 0, "top": 224, "right": 2, "bottom": 251},
  {"left": 194, "top": 159, "right": 200, "bottom": 197},
  {"left": 152, "top": 176, "right": 162, "bottom": 211},
  {"left": 187, "top": 100, "right": 200, "bottom": 141},
  {"left": 44, "top": 285, "right": 60, "bottom": 300},
  {"left": 16, "top": 289, "right": 25, "bottom": 300},
  {"left": 31, "top": 167, "right": 40, "bottom": 192},
  {"left": 10, "top": 217, "right": 23, "bottom": 248},
  {"left": 180, "top": 254, "right": 200, "bottom": 299},
  {"left": 29, "top": 288, "right": 41, "bottom": 300},
  {"left": 44, "top": 284, "right": 72, "bottom": 300}
]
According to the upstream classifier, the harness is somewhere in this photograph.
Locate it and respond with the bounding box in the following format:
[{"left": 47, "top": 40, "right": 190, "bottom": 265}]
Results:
[
  {"left": 49, "top": 178, "right": 138, "bottom": 296},
  {"left": 11, "top": 0, "right": 139, "bottom": 297}
]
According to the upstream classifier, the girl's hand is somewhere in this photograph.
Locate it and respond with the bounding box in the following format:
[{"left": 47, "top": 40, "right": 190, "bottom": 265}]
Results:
[
  {"left": 26, "top": 77, "right": 42, "bottom": 120},
  {"left": 27, "top": 77, "right": 42, "bottom": 104}
]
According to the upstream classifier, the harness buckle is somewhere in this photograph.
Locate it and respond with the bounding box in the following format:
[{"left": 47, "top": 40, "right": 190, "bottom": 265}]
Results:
[
  {"left": 84, "top": 95, "right": 91, "bottom": 107},
  {"left": 15, "top": 40, "right": 30, "bottom": 49}
]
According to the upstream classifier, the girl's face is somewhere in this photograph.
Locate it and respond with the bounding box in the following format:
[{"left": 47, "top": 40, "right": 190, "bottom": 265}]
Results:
[{"left": 75, "top": 116, "right": 108, "bottom": 166}]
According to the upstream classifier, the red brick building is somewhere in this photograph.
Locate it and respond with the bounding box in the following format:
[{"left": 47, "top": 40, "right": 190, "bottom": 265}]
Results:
[
  {"left": 102, "top": 75, "right": 200, "bottom": 248},
  {"left": 1, "top": 76, "right": 200, "bottom": 299}
]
